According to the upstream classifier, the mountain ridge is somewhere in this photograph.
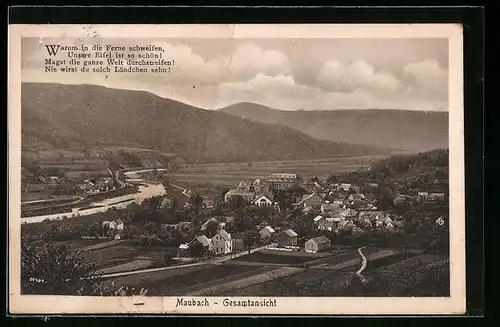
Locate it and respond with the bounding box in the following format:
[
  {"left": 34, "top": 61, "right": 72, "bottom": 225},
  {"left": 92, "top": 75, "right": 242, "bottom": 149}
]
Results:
[
  {"left": 21, "top": 82, "right": 396, "bottom": 164},
  {"left": 219, "top": 102, "right": 448, "bottom": 152}
]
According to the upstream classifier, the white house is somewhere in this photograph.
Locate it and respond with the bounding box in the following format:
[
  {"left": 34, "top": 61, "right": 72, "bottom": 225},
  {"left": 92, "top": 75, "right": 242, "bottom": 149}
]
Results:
[
  {"left": 254, "top": 194, "right": 273, "bottom": 207},
  {"left": 340, "top": 183, "right": 352, "bottom": 191},
  {"left": 103, "top": 219, "right": 124, "bottom": 231},
  {"left": 212, "top": 229, "right": 232, "bottom": 255}
]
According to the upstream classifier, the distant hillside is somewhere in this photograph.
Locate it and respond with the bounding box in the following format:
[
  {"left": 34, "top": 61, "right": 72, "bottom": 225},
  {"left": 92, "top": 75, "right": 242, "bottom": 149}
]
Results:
[
  {"left": 220, "top": 102, "right": 448, "bottom": 152},
  {"left": 21, "top": 83, "right": 394, "bottom": 164}
]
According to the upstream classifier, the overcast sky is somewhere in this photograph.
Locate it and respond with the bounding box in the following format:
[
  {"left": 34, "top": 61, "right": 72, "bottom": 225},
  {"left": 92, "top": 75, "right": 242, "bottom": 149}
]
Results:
[{"left": 22, "top": 37, "right": 449, "bottom": 111}]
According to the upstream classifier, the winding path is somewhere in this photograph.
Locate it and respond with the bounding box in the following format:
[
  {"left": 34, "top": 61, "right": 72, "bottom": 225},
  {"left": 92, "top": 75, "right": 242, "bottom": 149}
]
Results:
[
  {"left": 169, "top": 183, "right": 190, "bottom": 197},
  {"left": 356, "top": 246, "right": 368, "bottom": 284}
]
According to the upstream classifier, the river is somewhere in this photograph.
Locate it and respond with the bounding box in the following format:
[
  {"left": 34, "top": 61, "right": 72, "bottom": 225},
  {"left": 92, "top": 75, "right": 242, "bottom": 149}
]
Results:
[{"left": 21, "top": 168, "right": 168, "bottom": 224}]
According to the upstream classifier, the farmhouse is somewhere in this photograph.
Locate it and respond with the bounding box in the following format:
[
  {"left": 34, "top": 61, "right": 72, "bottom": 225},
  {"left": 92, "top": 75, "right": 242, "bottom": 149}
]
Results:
[
  {"left": 305, "top": 236, "right": 332, "bottom": 253},
  {"left": 259, "top": 225, "right": 275, "bottom": 241},
  {"left": 189, "top": 235, "right": 213, "bottom": 257},
  {"left": 212, "top": 229, "right": 232, "bottom": 255},
  {"left": 267, "top": 173, "right": 300, "bottom": 190},
  {"left": 277, "top": 229, "right": 298, "bottom": 248}
]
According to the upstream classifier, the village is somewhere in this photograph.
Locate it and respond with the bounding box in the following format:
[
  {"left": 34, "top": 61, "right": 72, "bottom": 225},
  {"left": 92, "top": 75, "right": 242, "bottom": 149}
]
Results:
[
  {"left": 21, "top": 150, "right": 450, "bottom": 297},
  {"left": 157, "top": 171, "right": 448, "bottom": 260}
]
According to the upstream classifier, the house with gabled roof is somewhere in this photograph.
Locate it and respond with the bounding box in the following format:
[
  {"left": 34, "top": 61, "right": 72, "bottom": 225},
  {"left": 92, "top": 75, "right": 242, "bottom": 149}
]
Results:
[
  {"left": 254, "top": 193, "right": 274, "bottom": 207},
  {"left": 305, "top": 236, "right": 331, "bottom": 253},
  {"left": 340, "top": 208, "right": 358, "bottom": 220},
  {"left": 212, "top": 229, "right": 232, "bottom": 255},
  {"left": 296, "top": 193, "right": 324, "bottom": 209},
  {"left": 277, "top": 229, "right": 298, "bottom": 248},
  {"left": 259, "top": 225, "right": 276, "bottom": 241},
  {"left": 321, "top": 202, "right": 343, "bottom": 215},
  {"left": 189, "top": 235, "right": 213, "bottom": 257}
]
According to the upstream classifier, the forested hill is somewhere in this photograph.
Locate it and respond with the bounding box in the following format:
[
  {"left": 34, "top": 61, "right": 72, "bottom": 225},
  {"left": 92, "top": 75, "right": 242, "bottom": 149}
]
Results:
[
  {"left": 22, "top": 83, "right": 395, "bottom": 164},
  {"left": 220, "top": 102, "right": 448, "bottom": 152}
]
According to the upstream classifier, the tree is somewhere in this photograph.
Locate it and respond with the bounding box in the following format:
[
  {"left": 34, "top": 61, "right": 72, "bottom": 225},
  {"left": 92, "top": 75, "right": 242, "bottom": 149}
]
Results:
[
  {"left": 228, "top": 195, "right": 245, "bottom": 211},
  {"left": 189, "top": 193, "right": 203, "bottom": 213},
  {"left": 242, "top": 229, "right": 259, "bottom": 254},
  {"left": 21, "top": 243, "right": 102, "bottom": 295},
  {"left": 205, "top": 218, "right": 221, "bottom": 238}
]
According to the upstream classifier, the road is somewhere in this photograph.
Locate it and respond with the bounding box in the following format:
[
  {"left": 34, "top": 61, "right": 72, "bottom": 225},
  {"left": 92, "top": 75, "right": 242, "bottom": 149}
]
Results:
[{"left": 99, "top": 244, "right": 273, "bottom": 279}]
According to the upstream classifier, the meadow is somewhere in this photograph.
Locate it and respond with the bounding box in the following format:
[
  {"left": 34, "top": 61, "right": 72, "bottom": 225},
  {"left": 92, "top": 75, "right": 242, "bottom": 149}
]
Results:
[{"left": 164, "top": 155, "right": 389, "bottom": 186}]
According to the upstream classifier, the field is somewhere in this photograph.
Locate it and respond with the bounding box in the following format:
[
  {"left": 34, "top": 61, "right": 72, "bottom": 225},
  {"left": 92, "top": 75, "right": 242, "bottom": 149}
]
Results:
[
  {"left": 103, "top": 262, "right": 269, "bottom": 296},
  {"left": 164, "top": 155, "right": 389, "bottom": 186},
  {"left": 233, "top": 249, "right": 335, "bottom": 265}
]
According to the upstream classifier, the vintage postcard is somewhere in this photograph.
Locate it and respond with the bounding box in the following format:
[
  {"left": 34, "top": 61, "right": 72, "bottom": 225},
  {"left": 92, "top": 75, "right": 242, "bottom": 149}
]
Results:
[{"left": 8, "top": 24, "right": 465, "bottom": 315}]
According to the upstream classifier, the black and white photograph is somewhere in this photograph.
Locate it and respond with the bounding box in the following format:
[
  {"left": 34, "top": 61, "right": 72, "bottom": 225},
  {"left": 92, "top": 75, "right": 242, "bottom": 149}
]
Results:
[{"left": 8, "top": 24, "right": 466, "bottom": 315}]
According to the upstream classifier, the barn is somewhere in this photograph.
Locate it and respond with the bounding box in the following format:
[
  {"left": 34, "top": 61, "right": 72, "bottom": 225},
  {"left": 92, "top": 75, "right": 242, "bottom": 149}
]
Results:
[
  {"left": 277, "top": 229, "right": 298, "bottom": 248},
  {"left": 304, "top": 236, "right": 331, "bottom": 253}
]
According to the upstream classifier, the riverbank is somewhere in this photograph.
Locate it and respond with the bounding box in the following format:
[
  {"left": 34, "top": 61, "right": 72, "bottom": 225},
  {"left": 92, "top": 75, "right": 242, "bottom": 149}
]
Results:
[{"left": 21, "top": 168, "right": 168, "bottom": 224}]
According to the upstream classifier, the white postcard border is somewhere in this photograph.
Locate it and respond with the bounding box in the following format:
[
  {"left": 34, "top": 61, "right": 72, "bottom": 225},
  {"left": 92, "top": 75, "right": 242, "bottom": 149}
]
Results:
[{"left": 8, "top": 23, "right": 465, "bottom": 315}]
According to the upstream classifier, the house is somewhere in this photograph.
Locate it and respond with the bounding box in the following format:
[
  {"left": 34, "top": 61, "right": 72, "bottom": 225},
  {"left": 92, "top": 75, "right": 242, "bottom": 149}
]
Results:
[
  {"left": 296, "top": 193, "right": 324, "bottom": 208},
  {"left": 252, "top": 179, "right": 267, "bottom": 194},
  {"left": 277, "top": 229, "right": 298, "bottom": 248},
  {"left": 259, "top": 226, "right": 276, "bottom": 241},
  {"left": 340, "top": 209, "right": 358, "bottom": 220},
  {"left": 267, "top": 173, "right": 300, "bottom": 190},
  {"left": 428, "top": 192, "right": 446, "bottom": 202},
  {"left": 254, "top": 194, "right": 273, "bottom": 207},
  {"left": 417, "top": 192, "right": 429, "bottom": 200},
  {"left": 349, "top": 199, "right": 369, "bottom": 210},
  {"left": 321, "top": 202, "right": 344, "bottom": 216},
  {"left": 102, "top": 219, "right": 124, "bottom": 236},
  {"left": 224, "top": 188, "right": 256, "bottom": 203},
  {"left": 178, "top": 243, "right": 190, "bottom": 257},
  {"left": 340, "top": 183, "right": 352, "bottom": 191},
  {"left": 305, "top": 236, "right": 332, "bottom": 253},
  {"left": 202, "top": 198, "right": 214, "bottom": 209},
  {"left": 315, "top": 216, "right": 340, "bottom": 231},
  {"left": 189, "top": 235, "right": 213, "bottom": 257},
  {"left": 212, "top": 230, "right": 232, "bottom": 255},
  {"left": 313, "top": 215, "right": 324, "bottom": 228},
  {"left": 348, "top": 193, "right": 366, "bottom": 202},
  {"left": 231, "top": 238, "right": 245, "bottom": 252},
  {"left": 325, "top": 217, "right": 341, "bottom": 231}
]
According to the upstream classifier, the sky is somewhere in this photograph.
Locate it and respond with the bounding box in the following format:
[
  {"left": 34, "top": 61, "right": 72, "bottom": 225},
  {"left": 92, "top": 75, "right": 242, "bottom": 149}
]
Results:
[{"left": 21, "top": 37, "right": 449, "bottom": 111}]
